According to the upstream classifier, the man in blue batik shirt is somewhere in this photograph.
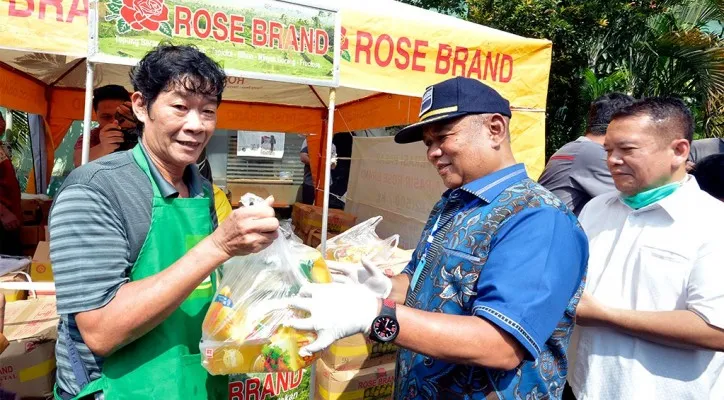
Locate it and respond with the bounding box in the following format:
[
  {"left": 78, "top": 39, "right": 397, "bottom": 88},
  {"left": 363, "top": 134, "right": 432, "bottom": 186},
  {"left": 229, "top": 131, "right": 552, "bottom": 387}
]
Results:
[{"left": 287, "top": 77, "right": 588, "bottom": 400}]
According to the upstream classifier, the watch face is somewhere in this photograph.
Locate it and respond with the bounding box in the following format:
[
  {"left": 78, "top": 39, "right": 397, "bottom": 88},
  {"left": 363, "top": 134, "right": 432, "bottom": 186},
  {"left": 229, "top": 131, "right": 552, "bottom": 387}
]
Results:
[{"left": 372, "top": 316, "right": 399, "bottom": 342}]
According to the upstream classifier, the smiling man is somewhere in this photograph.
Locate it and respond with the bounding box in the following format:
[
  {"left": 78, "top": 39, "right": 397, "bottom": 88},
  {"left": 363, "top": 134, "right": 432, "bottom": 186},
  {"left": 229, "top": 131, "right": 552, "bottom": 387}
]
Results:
[
  {"left": 571, "top": 98, "right": 724, "bottom": 399},
  {"left": 50, "top": 45, "right": 279, "bottom": 400},
  {"left": 287, "top": 77, "right": 589, "bottom": 399}
]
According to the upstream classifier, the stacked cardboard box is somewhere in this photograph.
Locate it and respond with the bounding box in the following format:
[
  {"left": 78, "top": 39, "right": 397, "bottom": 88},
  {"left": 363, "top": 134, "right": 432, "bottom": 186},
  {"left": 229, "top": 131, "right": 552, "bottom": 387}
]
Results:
[
  {"left": 292, "top": 203, "right": 357, "bottom": 236},
  {"left": 315, "top": 359, "right": 396, "bottom": 400},
  {"left": 321, "top": 334, "right": 397, "bottom": 372},
  {"left": 19, "top": 196, "right": 53, "bottom": 256},
  {"left": 0, "top": 297, "right": 58, "bottom": 399},
  {"left": 315, "top": 333, "right": 398, "bottom": 400},
  {"left": 30, "top": 242, "right": 53, "bottom": 283}
]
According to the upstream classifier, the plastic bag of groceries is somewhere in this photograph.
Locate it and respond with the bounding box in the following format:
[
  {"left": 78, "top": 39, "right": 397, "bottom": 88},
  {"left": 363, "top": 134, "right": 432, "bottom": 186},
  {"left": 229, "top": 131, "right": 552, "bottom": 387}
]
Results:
[
  {"left": 200, "top": 195, "right": 332, "bottom": 375},
  {"left": 319, "top": 216, "right": 399, "bottom": 263}
]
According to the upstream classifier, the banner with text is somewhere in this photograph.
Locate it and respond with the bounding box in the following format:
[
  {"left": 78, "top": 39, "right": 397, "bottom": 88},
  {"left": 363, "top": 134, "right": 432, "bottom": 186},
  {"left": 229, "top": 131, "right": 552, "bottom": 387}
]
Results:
[
  {"left": 95, "top": 0, "right": 338, "bottom": 84},
  {"left": 338, "top": 9, "right": 552, "bottom": 110},
  {"left": 0, "top": 0, "right": 87, "bottom": 55}
]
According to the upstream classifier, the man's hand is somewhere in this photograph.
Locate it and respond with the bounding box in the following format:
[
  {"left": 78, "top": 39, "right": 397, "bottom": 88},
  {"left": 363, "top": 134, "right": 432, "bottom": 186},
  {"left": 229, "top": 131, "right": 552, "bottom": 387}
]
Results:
[
  {"left": 210, "top": 196, "right": 279, "bottom": 258},
  {"left": 0, "top": 211, "right": 20, "bottom": 231},
  {"left": 98, "top": 123, "right": 124, "bottom": 155},
  {"left": 575, "top": 292, "right": 612, "bottom": 327},
  {"left": 286, "top": 283, "right": 380, "bottom": 356},
  {"left": 327, "top": 258, "right": 392, "bottom": 299}
]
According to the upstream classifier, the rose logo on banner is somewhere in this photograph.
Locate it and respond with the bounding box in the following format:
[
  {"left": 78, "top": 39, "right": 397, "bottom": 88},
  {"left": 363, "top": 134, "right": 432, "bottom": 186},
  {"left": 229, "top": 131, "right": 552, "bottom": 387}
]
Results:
[
  {"left": 105, "top": 0, "right": 172, "bottom": 36},
  {"left": 340, "top": 26, "right": 351, "bottom": 62}
]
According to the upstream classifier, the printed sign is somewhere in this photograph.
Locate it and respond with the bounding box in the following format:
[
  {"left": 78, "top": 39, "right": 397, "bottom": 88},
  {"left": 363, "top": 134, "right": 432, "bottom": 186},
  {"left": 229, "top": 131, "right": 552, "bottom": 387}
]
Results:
[
  {"left": 237, "top": 130, "right": 285, "bottom": 159},
  {"left": 229, "top": 369, "right": 310, "bottom": 400},
  {"left": 94, "top": 0, "right": 338, "bottom": 84}
]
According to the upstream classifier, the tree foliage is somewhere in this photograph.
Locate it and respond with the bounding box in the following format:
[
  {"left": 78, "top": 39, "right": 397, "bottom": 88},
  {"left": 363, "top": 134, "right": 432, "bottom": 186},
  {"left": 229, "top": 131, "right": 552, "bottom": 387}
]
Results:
[{"left": 401, "top": 0, "right": 723, "bottom": 155}]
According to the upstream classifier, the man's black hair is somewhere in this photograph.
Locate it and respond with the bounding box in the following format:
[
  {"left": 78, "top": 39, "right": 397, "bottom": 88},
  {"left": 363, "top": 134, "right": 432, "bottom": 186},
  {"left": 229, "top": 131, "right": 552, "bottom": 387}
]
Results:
[
  {"left": 612, "top": 97, "right": 695, "bottom": 143},
  {"left": 692, "top": 153, "right": 724, "bottom": 199},
  {"left": 92, "top": 84, "right": 130, "bottom": 111},
  {"left": 587, "top": 92, "right": 635, "bottom": 135},
  {"left": 130, "top": 44, "right": 226, "bottom": 111}
]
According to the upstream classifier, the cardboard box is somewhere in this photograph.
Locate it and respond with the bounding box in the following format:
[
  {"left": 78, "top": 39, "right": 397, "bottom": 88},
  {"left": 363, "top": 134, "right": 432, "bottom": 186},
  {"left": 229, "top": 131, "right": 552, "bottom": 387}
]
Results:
[
  {"left": 44, "top": 225, "right": 49, "bottom": 242},
  {"left": 38, "top": 200, "right": 52, "bottom": 226},
  {"left": 292, "top": 203, "right": 356, "bottom": 235},
  {"left": 30, "top": 242, "right": 53, "bottom": 283},
  {"left": 315, "top": 359, "right": 396, "bottom": 400},
  {"left": 19, "top": 197, "right": 52, "bottom": 226},
  {"left": 0, "top": 297, "right": 58, "bottom": 399},
  {"left": 19, "top": 226, "right": 41, "bottom": 248},
  {"left": 306, "top": 229, "right": 339, "bottom": 249},
  {"left": 321, "top": 333, "right": 397, "bottom": 371},
  {"left": 0, "top": 273, "right": 29, "bottom": 303},
  {"left": 19, "top": 199, "right": 41, "bottom": 225}
]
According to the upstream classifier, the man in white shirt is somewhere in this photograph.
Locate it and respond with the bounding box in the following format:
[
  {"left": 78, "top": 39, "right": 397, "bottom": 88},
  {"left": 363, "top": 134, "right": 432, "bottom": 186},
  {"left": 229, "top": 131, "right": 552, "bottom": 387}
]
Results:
[{"left": 571, "top": 97, "right": 724, "bottom": 399}]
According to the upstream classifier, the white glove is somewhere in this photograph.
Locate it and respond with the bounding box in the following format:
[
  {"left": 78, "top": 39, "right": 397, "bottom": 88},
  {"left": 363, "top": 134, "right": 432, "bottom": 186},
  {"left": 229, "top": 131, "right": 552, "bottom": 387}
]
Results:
[
  {"left": 285, "top": 283, "right": 379, "bottom": 357},
  {"left": 326, "top": 258, "right": 392, "bottom": 299}
]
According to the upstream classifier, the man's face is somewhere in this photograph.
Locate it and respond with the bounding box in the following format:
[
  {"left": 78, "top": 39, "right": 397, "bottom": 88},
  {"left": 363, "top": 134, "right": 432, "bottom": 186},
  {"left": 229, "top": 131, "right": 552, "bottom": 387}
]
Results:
[
  {"left": 604, "top": 115, "right": 688, "bottom": 196},
  {"left": 137, "top": 83, "right": 218, "bottom": 169},
  {"left": 95, "top": 99, "right": 125, "bottom": 129},
  {"left": 422, "top": 116, "right": 494, "bottom": 189}
]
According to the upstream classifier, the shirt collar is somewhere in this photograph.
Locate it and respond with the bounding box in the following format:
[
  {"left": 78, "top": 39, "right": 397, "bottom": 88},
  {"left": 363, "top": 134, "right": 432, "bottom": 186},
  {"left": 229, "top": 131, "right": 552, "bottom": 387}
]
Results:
[
  {"left": 444, "top": 163, "right": 528, "bottom": 203},
  {"left": 138, "top": 142, "right": 204, "bottom": 198},
  {"left": 609, "top": 175, "right": 697, "bottom": 221}
]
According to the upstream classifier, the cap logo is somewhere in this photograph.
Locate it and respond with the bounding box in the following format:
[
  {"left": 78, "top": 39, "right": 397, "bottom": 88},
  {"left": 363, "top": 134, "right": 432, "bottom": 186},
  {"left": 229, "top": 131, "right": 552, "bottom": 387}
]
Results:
[{"left": 420, "top": 86, "right": 433, "bottom": 118}]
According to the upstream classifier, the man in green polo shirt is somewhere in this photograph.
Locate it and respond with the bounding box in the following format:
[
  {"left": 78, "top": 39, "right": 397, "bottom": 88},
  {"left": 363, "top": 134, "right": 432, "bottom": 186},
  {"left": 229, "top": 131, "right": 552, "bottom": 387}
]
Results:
[{"left": 50, "top": 44, "right": 280, "bottom": 400}]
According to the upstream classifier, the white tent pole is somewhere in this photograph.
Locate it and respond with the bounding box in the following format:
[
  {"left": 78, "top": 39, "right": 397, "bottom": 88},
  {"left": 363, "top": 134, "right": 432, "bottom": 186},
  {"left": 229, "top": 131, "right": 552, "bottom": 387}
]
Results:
[
  {"left": 80, "top": 60, "right": 94, "bottom": 165},
  {"left": 320, "top": 88, "right": 337, "bottom": 256}
]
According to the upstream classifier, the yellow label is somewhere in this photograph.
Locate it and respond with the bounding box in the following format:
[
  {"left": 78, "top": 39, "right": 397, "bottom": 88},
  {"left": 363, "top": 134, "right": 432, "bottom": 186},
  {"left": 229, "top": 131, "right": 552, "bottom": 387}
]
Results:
[{"left": 19, "top": 358, "right": 56, "bottom": 383}]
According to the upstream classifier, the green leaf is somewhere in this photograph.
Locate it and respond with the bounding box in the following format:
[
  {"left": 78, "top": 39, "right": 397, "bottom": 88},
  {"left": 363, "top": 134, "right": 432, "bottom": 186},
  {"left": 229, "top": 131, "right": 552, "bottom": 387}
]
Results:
[
  {"left": 116, "top": 18, "right": 131, "bottom": 34},
  {"left": 341, "top": 50, "right": 351, "bottom": 62},
  {"left": 106, "top": 1, "right": 121, "bottom": 14},
  {"left": 159, "top": 21, "right": 173, "bottom": 38},
  {"left": 104, "top": 14, "right": 120, "bottom": 22}
]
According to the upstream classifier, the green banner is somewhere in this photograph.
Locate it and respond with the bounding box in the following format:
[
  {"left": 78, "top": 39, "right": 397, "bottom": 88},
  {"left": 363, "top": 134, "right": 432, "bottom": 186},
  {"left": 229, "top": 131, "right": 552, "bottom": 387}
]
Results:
[{"left": 97, "top": 0, "right": 338, "bottom": 83}]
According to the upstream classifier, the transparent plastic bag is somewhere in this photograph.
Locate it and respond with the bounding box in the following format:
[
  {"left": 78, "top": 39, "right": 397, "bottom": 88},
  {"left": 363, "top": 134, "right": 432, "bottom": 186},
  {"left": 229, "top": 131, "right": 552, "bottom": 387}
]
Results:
[
  {"left": 200, "top": 195, "right": 332, "bottom": 375},
  {"left": 320, "top": 216, "right": 399, "bottom": 263},
  {"left": 279, "top": 218, "right": 303, "bottom": 244}
]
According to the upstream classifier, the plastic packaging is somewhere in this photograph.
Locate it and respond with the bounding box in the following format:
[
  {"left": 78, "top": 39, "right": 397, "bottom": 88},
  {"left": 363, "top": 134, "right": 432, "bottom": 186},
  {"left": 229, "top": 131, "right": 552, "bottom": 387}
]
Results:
[
  {"left": 200, "top": 195, "right": 332, "bottom": 375},
  {"left": 320, "top": 216, "right": 399, "bottom": 263}
]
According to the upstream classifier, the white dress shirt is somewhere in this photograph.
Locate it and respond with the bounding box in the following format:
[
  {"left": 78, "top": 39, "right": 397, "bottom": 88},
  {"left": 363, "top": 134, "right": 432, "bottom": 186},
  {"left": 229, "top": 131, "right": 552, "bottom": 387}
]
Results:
[{"left": 571, "top": 176, "right": 724, "bottom": 399}]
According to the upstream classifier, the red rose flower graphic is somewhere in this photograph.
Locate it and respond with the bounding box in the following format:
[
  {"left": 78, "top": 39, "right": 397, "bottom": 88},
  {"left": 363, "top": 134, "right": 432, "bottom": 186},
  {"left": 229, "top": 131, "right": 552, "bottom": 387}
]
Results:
[
  {"left": 340, "top": 27, "right": 348, "bottom": 51},
  {"left": 120, "top": 0, "right": 169, "bottom": 31},
  {"left": 340, "top": 26, "right": 351, "bottom": 62}
]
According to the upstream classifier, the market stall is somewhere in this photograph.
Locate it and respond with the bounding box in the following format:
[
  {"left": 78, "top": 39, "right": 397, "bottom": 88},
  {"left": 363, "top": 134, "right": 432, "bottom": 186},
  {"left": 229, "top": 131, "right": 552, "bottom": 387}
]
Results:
[
  {"left": 0, "top": 1, "right": 552, "bottom": 398},
  {"left": 0, "top": 0, "right": 553, "bottom": 216}
]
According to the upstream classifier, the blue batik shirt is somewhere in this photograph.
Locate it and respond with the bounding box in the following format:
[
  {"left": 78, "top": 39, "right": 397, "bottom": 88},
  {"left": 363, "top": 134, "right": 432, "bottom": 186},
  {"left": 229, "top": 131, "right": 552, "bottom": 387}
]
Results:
[{"left": 396, "top": 164, "right": 588, "bottom": 400}]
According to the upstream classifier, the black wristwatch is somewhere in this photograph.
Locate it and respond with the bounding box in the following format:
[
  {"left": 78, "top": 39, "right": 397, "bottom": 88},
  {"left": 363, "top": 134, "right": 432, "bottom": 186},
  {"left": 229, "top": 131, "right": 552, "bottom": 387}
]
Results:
[{"left": 369, "top": 299, "right": 400, "bottom": 343}]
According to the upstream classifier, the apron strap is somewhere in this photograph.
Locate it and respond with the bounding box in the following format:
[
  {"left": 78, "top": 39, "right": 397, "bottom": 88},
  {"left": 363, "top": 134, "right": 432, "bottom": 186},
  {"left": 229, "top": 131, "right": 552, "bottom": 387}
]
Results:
[
  {"left": 131, "top": 145, "right": 163, "bottom": 198},
  {"left": 62, "top": 317, "right": 91, "bottom": 389}
]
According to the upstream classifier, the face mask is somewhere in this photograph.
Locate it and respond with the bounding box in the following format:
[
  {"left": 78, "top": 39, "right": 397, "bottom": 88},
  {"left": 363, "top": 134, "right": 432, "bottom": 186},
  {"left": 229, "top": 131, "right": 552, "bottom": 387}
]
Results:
[{"left": 621, "top": 181, "right": 681, "bottom": 210}]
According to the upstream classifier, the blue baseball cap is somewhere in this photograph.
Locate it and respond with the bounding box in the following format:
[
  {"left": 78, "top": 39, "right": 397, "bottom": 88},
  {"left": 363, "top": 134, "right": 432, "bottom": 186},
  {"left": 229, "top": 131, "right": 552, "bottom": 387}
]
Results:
[{"left": 395, "top": 77, "right": 512, "bottom": 144}]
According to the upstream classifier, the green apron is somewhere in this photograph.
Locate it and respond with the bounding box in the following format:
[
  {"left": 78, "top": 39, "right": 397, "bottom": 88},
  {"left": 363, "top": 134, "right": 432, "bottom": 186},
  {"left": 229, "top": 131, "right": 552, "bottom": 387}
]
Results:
[{"left": 55, "top": 145, "right": 228, "bottom": 400}]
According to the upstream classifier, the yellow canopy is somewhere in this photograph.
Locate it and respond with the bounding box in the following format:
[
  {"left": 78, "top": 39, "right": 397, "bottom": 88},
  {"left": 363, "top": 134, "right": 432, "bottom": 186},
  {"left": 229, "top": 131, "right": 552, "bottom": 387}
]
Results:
[{"left": 0, "top": 0, "right": 552, "bottom": 196}]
